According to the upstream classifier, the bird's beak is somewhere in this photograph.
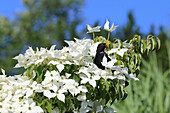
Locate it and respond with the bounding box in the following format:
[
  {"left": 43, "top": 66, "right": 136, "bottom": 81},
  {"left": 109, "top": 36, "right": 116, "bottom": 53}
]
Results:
[{"left": 105, "top": 43, "right": 110, "bottom": 46}]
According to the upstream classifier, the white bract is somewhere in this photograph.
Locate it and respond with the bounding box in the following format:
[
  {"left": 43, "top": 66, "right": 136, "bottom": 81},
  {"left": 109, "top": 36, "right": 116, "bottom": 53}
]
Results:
[
  {"left": 123, "top": 40, "right": 133, "bottom": 48},
  {"left": 86, "top": 24, "right": 101, "bottom": 33},
  {"left": 104, "top": 19, "right": 119, "bottom": 32},
  {"left": 8, "top": 20, "right": 142, "bottom": 112},
  {"left": 108, "top": 48, "right": 128, "bottom": 57},
  {"left": 0, "top": 70, "right": 44, "bottom": 113},
  {"left": 127, "top": 74, "right": 139, "bottom": 81},
  {"left": 79, "top": 67, "right": 100, "bottom": 88},
  {"left": 101, "top": 55, "right": 117, "bottom": 69}
]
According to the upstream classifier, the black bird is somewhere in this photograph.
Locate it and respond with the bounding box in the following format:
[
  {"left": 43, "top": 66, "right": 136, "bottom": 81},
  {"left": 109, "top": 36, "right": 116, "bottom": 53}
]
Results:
[
  {"left": 94, "top": 43, "right": 111, "bottom": 70},
  {"left": 94, "top": 43, "right": 129, "bottom": 87}
]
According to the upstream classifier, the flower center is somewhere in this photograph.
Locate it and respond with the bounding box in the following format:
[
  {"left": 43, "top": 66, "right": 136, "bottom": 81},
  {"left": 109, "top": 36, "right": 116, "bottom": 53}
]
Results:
[
  {"left": 90, "top": 76, "right": 92, "bottom": 79},
  {"left": 9, "top": 106, "right": 12, "bottom": 109},
  {"left": 28, "top": 106, "right": 31, "bottom": 110}
]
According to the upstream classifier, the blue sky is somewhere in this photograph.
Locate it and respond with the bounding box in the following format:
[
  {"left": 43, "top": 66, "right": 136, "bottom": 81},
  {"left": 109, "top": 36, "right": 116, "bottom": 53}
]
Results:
[{"left": 0, "top": 0, "right": 169, "bottom": 34}]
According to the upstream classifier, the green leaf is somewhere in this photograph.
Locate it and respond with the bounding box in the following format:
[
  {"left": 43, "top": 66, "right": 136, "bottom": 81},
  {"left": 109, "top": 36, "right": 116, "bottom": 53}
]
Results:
[
  {"left": 141, "top": 40, "right": 147, "bottom": 53},
  {"left": 116, "top": 39, "right": 123, "bottom": 48},
  {"left": 156, "top": 37, "right": 161, "bottom": 50},
  {"left": 46, "top": 100, "right": 52, "bottom": 113},
  {"left": 134, "top": 54, "right": 138, "bottom": 65},
  {"left": 137, "top": 35, "right": 141, "bottom": 50},
  {"left": 65, "top": 98, "right": 73, "bottom": 111},
  {"left": 151, "top": 38, "right": 156, "bottom": 50},
  {"left": 146, "top": 39, "right": 152, "bottom": 54},
  {"left": 121, "top": 89, "right": 128, "bottom": 101}
]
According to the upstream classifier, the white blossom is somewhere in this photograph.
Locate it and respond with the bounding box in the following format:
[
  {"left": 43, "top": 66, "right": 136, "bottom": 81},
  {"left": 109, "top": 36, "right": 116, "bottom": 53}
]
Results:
[
  {"left": 79, "top": 67, "right": 100, "bottom": 88},
  {"left": 86, "top": 24, "right": 101, "bottom": 33},
  {"left": 104, "top": 19, "right": 119, "bottom": 32},
  {"left": 127, "top": 74, "right": 139, "bottom": 81},
  {"left": 10, "top": 35, "right": 141, "bottom": 112},
  {"left": 108, "top": 48, "right": 128, "bottom": 57},
  {"left": 101, "top": 55, "right": 117, "bottom": 69}
]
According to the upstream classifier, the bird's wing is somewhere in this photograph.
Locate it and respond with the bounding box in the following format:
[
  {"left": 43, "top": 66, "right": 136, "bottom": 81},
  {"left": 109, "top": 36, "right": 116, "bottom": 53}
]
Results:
[{"left": 94, "top": 52, "right": 105, "bottom": 70}]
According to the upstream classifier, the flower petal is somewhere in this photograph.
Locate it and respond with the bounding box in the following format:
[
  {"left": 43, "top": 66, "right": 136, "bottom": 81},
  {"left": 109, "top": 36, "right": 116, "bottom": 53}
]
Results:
[
  {"left": 128, "top": 74, "right": 139, "bottom": 81},
  {"left": 104, "top": 19, "right": 110, "bottom": 31},
  {"left": 89, "top": 80, "right": 96, "bottom": 88},
  {"left": 108, "top": 48, "right": 118, "bottom": 54},
  {"left": 44, "top": 90, "right": 56, "bottom": 99},
  {"left": 57, "top": 64, "right": 64, "bottom": 72},
  {"left": 57, "top": 94, "right": 65, "bottom": 103}
]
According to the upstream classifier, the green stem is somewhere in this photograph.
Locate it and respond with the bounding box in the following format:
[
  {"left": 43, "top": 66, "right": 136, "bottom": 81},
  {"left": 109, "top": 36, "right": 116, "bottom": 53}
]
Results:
[
  {"left": 107, "top": 32, "right": 110, "bottom": 40},
  {"left": 93, "top": 32, "right": 95, "bottom": 40}
]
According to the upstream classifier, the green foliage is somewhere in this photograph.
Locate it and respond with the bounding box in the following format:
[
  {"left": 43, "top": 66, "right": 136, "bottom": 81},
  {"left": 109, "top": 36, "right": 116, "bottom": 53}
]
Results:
[
  {"left": 93, "top": 35, "right": 160, "bottom": 101},
  {"left": 113, "top": 50, "right": 170, "bottom": 113},
  {"left": 18, "top": 33, "right": 161, "bottom": 112}
]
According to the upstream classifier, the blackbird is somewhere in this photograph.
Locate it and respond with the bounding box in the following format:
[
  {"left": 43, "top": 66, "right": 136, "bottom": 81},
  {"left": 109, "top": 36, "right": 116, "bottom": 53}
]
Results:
[
  {"left": 94, "top": 43, "right": 110, "bottom": 70},
  {"left": 94, "top": 43, "right": 129, "bottom": 87}
]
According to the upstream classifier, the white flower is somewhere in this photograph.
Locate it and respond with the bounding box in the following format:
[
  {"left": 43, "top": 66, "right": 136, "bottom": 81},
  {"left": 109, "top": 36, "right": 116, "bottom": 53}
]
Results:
[
  {"left": 57, "top": 64, "right": 64, "bottom": 73},
  {"left": 25, "top": 81, "right": 40, "bottom": 98},
  {"left": 63, "top": 79, "right": 88, "bottom": 96},
  {"left": 11, "top": 90, "right": 23, "bottom": 102},
  {"left": 64, "top": 40, "right": 75, "bottom": 47},
  {"left": 86, "top": 24, "right": 101, "bottom": 33},
  {"left": 21, "top": 99, "right": 43, "bottom": 113},
  {"left": 106, "top": 75, "right": 125, "bottom": 80},
  {"left": 0, "top": 102, "right": 13, "bottom": 112},
  {"left": 127, "top": 74, "right": 139, "bottom": 81},
  {"left": 0, "top": 69, "right": 6, "bottom": 82},
  {"left": 79, "top": 101, "right": 93, "bottom": 113},
  {"left": 4, "top": 91, "right": 12, "bottom": 102},
  {"left": 80, "top": 69, "right": 100, "bottom": 88},
  {"left": 44, "top": 90, "right": 56, "bottom": 99},
  {"left": 123, "top": 40, "right": 133, "bottom": 48},
  {"left": 96, "top": 105, "right": 103, "bottom": 112},
  {"left": 88, "top": 42, "right": 101, "bottom": 57},
  {"left": 13, "top": 54, "right": 27, "bottom": 68},
  {"left": 77, "top": 93, "right": 87, "bottom": 101},
  {"left": 51, "top": 84, "right": 67, "bottom": 102},
  {"left": 108, "top": 48, "right": 128, "bottom": 57},
  {"left": 101, "top": 55, "right": 117, "bottom": 69},
  {"left": 104, "top": 19, "right": 119, "bottom": 32},
  {"left": 1, "top": 68, "right": 5, "bottom": 75},
  {"left": 104, "top": 107, "right": 116, "bottom": 113}
]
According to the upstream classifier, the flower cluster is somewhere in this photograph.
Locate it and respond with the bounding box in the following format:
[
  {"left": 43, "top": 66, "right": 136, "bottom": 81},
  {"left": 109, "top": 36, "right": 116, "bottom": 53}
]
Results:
[
  {"left": 0, "top": 69, "right": 43, "bottom": 113},
  {"left": 0, "top": 19, "right": 160, "bottom": 112},
  {"left": 14, "top": 39, "right": 96, "bottom": 68},
  {"left": 11, "top": 37, "right": 138, "bottom": 112}
]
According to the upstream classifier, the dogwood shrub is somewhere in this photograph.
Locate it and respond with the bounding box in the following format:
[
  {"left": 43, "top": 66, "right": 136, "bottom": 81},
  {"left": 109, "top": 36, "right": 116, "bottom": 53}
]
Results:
[{"left": 0, "top": 20, "right": 160, "bottom": 113}]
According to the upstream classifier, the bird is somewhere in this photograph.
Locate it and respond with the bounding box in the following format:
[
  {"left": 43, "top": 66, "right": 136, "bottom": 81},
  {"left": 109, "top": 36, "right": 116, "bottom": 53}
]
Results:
[
  {"left": 94, "top": 43, "right": 111, "bottom": 70},
  {"left": 94, "top": 43, "right": 129, "bottom": 87}
]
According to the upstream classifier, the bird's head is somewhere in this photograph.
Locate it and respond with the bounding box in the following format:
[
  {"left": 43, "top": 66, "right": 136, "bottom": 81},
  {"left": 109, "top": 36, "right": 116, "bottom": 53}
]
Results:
[{"left": 96, "top": 43, "right": 110, "bottom": 52}]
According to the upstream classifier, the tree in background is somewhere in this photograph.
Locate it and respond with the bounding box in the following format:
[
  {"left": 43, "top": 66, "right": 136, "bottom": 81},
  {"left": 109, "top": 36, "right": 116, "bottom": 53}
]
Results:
[{"left": 0, "top": 0, "right": 84, "bottom": 74}]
